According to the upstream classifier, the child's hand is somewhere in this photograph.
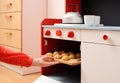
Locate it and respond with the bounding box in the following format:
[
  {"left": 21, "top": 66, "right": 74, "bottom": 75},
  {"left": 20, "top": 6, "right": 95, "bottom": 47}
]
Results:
[{"left": 32, "top": 56, "right": 59, "bottom": 67}]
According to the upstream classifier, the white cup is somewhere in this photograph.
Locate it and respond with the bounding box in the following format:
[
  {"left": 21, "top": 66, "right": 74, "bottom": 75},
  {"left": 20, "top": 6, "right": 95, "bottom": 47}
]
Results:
[
  {"left": 84, "top": 15, "right": 100, "bottom": 26},
  {"left": 84, "top": 15, "right": 95, "bottom": 26},
  {"left": 94, "top": 16, "right": 100, "bottom": 26}
]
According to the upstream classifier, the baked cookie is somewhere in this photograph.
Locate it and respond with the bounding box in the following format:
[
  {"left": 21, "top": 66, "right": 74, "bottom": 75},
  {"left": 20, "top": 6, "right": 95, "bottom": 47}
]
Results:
[
  {"left": 69, "top": 54, "right": 75, "bottom": 59},
  {"left": 54, "top": 54, "right": 62, "bottom": 59},
  {"left": 76, "top": 53, "right": 81, "bottom": 58},
  {"left": 45, "top": 52, "right": 53, "bottom": 57},
  {"left": 62, "top": 55, "right": 70, "bottom": 61}
]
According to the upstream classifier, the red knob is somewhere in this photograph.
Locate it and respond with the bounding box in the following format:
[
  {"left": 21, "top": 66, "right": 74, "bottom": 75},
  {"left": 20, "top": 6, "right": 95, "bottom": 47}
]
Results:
[
  {"left": 68, "top": 31, "right": 74, "bottom": 38},
  {"left": 45, "top": 30, "right": 51, "bottom": 36},
  {"left": 56, "top": 30, "right": 62, "bottom": 36},
  {"left": 103, "top": 35, "right": 108, "bottom": 40}
]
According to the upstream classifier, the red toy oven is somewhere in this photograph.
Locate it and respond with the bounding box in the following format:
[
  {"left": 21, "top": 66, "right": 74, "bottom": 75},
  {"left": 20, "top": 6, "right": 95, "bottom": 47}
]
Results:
[{"left": 41, "top": 0, "right": 81, "bottom": 83}]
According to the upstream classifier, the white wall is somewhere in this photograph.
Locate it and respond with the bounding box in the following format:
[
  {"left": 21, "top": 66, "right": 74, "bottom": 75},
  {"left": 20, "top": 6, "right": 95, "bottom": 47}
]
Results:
[
  {"left": 22, "top": 0, "right": 47, "bottom": 58},
  {"left": 22, "top": 0, "right": 47, "bottom": 74},
  {"left": 47, "top": 0, "right": 65, "bottom": 19}
]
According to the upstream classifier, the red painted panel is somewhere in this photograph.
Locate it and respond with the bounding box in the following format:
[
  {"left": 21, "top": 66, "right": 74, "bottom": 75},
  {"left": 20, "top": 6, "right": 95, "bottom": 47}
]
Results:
[
  {"left": 41, "top": 18, "right": 62, "bottom": 54},
  {"left": 66, "top": 0, "right": 81, "bottom": 14},
  {"left": 41, "top": 19, "right": 63, "bottom": 75}
]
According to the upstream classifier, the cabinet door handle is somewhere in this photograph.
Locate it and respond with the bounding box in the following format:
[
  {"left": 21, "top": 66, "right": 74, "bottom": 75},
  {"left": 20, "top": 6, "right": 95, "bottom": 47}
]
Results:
[
  {"left": 9, "top": 15, "right": 12, "bottom": 18},
  {"left": 103, "top": 34, "right": 108, "bottom": 40},
  {"left": 5, "top": 15, "right": 12, "bottom": 20},
  {"left": 7, "top": 2, "right": 13, "bottom": 8},
  {"left": 9, "top": 3, "right": 12, "bottom": 6},
  {"left": 5, "top": 32, "right": 13, "bottom": 37}
]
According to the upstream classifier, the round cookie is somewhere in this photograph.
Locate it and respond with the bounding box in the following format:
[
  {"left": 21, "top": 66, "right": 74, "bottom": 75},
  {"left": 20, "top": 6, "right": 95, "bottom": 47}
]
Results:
[
  {"left": 59, "top": 50, "right": 66, "bottom": 54},
  {"left": 68, "top": 52, "right": 74, "bottom": 55},
  {"left": 45, "top": 52, "right": 53, "bottom": 57},
  {"left": 53, "top": 51, "right": 59, "bottom": 56},
  {"left": 54, "top": 54, "right": 62, "bottom": 59},
  {"left": 76, "top": 53, "right": 81, "bottom": 58},
  {"left": 53, "top": 51, "right": 59, "bottom": 55},
  {"left": 62, "top": 55, "right": 70, "bottom": 61},
  {"left": 69, "top": 54, "right": 75, "bottom": 59},
  {"left": 61, "top": 52, "right": 68, "bottom": 57}
]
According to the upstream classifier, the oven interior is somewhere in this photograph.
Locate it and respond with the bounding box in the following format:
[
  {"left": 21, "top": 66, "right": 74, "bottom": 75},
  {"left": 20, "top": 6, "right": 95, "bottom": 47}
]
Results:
[{"left": 41, "top": 38, "right": 81, "bottom": 83}]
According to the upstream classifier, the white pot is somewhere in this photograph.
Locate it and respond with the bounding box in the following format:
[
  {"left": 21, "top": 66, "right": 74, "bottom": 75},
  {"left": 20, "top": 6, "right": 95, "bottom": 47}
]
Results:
[{"left": 62, "top": 12, "right": 83, "bottom": 24}]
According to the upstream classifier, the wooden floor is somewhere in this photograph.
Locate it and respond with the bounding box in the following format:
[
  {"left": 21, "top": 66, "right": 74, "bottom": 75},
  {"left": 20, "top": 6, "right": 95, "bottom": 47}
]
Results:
[{"left": 0, "top": 66, "right": 40, "bottom": 83}]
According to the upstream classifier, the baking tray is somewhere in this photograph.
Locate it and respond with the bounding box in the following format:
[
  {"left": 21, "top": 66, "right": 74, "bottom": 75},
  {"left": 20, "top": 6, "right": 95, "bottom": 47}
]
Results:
[{"left": 55, "top": 59, "right": 80, "bottom": 66}]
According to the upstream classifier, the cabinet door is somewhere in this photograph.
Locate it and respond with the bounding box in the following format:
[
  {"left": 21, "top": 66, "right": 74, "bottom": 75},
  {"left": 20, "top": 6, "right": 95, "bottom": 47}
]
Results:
[{"left": 81, "top": 42, "right": 120, "bottom": 83}]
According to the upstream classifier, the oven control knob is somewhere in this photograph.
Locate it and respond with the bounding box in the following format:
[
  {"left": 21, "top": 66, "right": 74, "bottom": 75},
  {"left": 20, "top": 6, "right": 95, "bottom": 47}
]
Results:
[
  {"left": 68, "top": 31, "right": 74, "bottom": 38},
  {"left": 103, "top": 34, "right": 108, "bottom": 40},
  {"left": 45, "top": 30, "right": 51, "bottom": 36},
  {"left": 56, "top": 30, "right": 62, "bottom": 36}
]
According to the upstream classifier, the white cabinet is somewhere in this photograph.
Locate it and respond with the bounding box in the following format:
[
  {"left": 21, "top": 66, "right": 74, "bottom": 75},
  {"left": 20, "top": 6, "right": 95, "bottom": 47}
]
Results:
[{"left": 81, "top": 30, "right": 120, "bottom": 83}]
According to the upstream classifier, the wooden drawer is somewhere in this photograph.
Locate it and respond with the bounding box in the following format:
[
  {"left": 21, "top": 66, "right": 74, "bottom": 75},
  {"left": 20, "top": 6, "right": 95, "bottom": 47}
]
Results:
[
  {"left": 0, "top": 12, "right": 21, "bottom": 30},
  {"left": 0, "top": 29, "right": 22, "bottom": 48},
  {"left": 0, "top": 0, "right": 21, "bottom": 12},
  {"left": 81, "top": 30, "right": 120, "bottom": 46}
]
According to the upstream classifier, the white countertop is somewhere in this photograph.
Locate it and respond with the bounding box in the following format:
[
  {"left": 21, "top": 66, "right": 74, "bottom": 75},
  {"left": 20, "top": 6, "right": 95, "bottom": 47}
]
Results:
[{"left": 42, "top": 24, "right": 120, "bottom": 31}]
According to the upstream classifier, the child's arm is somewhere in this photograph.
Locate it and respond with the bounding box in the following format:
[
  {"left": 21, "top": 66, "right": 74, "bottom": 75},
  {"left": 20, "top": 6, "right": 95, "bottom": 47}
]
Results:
[
  {"left": 0, "top": 46, "right": 33, "bottom": 67},
  {"left": 0, "top": 46, "right": 59, "bottom": 67}
]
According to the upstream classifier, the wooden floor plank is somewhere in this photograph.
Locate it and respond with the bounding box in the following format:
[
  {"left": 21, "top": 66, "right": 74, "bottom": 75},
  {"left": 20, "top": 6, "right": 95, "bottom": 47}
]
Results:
[{"left": 0, "top": 66, "right": 40, "bottom": 83}]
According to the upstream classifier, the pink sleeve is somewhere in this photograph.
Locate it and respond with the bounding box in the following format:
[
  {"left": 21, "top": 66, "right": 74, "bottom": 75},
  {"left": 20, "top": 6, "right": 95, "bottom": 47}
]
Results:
[{"left": 0, "top": 46, "right": 33, "bottom": 67}]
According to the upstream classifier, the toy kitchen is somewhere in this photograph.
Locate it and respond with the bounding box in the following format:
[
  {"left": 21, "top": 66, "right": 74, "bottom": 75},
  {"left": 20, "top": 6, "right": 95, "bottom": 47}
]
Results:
[{"left": 38, "top": 0, "right": 120, "bottom": 83}]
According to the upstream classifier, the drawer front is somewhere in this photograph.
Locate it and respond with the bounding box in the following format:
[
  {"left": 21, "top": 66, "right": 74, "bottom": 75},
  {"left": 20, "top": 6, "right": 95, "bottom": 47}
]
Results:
[
  {"left": 0, "top": 0, "right": 21, "bottom": 12},
  {"left": 81, "top": 30, "right": 120, "bottom": 46},
  {"left": 0, "top": 29, "right": 22, "bottom": 48},
  {"left": 44, "top": 28, "right": 81, "bottom": 41},
  {"left": 0, "top": 12, "right": 21, "bottom": 30}
]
